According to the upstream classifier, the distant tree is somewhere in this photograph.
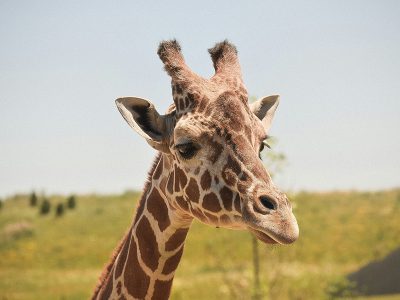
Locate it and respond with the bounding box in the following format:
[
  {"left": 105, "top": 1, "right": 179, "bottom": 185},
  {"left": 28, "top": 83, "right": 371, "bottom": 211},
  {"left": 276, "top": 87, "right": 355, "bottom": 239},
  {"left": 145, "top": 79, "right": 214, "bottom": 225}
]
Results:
[
  {"left": 0, "top": 199, "right": 3, "bottom": 210},
  {"left": 55, "top": 203, "right": 64, "bottom": 217},
  {"left": 29, "top": 192, "right": 38, "bottom": 206},
  {"left": 40, "top": 199, "right": 51, "bottom": 215},
  {"left": 67, "top": 195, "right": 76, "bottom": 209}
]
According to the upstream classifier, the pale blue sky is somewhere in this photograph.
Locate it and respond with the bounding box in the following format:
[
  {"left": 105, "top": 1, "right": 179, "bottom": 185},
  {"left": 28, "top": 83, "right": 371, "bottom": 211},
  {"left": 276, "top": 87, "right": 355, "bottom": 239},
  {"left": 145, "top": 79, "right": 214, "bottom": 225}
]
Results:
[{"left": 1, "top": 1, "right": 399, "bottom": 197}]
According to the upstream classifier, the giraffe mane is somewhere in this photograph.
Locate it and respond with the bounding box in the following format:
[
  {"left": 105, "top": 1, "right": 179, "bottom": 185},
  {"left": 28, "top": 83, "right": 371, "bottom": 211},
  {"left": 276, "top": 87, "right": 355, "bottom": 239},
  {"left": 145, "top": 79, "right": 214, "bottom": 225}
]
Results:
[
  {"left": 92, "top": 153, "right": 162, "bottom": 299},
  {"left": 91, "top": 229, "right": 129, "bottom": 299}
]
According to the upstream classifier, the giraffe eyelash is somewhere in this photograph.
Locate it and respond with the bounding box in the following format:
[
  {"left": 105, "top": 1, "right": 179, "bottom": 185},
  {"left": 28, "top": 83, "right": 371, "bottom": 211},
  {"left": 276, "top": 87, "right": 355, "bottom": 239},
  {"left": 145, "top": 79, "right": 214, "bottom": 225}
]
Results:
[
  {"left": 259, "top": 140, "right": 271, "bottom": 160},
  {"left": 263, "top": 141, "right": 271, "bottom": 149},
  {"left": 175, "top": 142, "right": 200, "bottom": 160}
]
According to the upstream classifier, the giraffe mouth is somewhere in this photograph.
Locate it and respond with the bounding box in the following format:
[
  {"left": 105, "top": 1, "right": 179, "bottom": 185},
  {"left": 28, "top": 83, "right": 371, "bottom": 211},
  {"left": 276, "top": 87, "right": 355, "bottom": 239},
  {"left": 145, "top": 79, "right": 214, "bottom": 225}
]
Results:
[{"left": 248, "top": 227, "right": 279, "bottom": 244}]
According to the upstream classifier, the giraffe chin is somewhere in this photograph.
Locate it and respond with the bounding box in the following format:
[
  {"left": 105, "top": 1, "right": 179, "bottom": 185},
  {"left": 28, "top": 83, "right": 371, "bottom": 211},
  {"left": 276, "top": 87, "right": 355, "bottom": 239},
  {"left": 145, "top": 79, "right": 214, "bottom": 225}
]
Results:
[{"left": 249, "top": 228, "right": 279, "bottom": 244}]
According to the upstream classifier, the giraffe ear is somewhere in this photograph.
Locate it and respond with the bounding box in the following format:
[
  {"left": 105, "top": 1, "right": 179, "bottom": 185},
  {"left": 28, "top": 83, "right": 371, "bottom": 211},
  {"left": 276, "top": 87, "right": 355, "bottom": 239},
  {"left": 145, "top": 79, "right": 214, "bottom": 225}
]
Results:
[
  {"left": 115, "top": 97, "right": 174, "bottom": 152},
  {"left": 250, "top": 95, "right": 280, "bottom": 133}
]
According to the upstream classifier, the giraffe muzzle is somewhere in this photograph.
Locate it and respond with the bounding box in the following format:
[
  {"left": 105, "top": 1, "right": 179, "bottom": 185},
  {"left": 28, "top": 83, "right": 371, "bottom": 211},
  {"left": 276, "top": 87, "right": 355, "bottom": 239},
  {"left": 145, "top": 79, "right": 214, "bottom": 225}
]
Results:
[{"left": 242, "top": 195, "right": 299, "bottom": 245}]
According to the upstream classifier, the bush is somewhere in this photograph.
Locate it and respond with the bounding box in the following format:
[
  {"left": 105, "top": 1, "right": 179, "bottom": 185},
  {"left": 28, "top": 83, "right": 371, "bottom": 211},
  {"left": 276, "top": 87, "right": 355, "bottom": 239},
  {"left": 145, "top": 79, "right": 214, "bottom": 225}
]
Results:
[
  {"left": 55, "top": 203, "right": 64, "bottom": 217},
  {"left": 40, "top": 199, "right": 51, "bottom": 215},
  {"left": 0, "top": 199, "right": 2, "bottom": 210},
  {"left": 326, "top": 276, "right": 358, "bottom": 299},
  {"left": 29, "top": 192, "right": 38, "bottom": 206},
  {"left": 67, "top": 195, "right": 76, "bottom": 209}
]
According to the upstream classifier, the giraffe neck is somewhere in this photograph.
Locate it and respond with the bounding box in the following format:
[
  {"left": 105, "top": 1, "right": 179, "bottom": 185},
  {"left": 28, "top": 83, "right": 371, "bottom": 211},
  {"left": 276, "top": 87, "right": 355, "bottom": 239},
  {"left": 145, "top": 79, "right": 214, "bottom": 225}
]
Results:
[{"left": 94, "top": 154, "right": 193, "bottom": 300}]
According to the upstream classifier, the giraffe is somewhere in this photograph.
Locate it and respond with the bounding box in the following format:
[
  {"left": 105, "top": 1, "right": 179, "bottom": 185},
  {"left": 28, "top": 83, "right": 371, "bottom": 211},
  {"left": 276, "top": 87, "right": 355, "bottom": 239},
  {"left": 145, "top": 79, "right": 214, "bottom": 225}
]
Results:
[{"left": 92, "top": 40, "right": 299, "bottom": 300}]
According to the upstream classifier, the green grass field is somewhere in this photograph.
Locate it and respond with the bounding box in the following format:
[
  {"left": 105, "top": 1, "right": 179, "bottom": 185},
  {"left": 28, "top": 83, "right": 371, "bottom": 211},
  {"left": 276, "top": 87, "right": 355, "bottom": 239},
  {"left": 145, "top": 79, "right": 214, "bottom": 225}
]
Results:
[{"left": 0, "top": 189, "right": 399, "bottom": 299}]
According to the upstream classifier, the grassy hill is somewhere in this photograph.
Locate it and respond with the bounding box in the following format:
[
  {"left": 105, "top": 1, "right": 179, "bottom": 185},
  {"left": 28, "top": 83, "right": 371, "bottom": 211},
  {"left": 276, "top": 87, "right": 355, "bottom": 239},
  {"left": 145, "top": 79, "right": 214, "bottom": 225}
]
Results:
[{"left": 0, "top": 189, "right": 399, "bottom": 299}]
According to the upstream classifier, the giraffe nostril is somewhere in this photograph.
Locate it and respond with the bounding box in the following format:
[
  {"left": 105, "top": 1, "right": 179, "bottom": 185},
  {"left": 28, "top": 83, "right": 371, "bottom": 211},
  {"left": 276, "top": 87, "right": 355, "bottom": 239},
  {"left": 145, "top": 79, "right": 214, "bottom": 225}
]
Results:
[{"left": 259, "top": 195, "right": 277, "bottom": 210}]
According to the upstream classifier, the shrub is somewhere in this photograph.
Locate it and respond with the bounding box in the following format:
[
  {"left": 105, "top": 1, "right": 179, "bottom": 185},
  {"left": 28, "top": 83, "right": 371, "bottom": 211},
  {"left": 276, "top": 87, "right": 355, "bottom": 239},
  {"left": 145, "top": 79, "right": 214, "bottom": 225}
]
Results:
[
  {"left": 40, "top": 199, "right": 51, "bottom": 215},
  {"left": 29, "top": 192, "right": 38, "bottom": 206},
  {"left": 67, "top": 195, "right": 76, "bottom": 209},
  {"left": 55, "top": 203, "right": 64, "bottom": 217},
  {"left": 326, "top": 276, "right": 358, "bottom": 299}
]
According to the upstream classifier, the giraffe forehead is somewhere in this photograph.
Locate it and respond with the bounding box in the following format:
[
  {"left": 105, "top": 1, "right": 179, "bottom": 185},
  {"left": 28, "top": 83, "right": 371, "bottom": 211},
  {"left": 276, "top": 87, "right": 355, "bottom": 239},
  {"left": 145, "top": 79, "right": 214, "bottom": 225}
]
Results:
[
  {"left": 204, "top": 93, "right": 263, "bottom": 136},
  {"left": 175, "top": 111, "right": 264, "bottom": 146},
  {"left": 173, "top": 89, "right": 266, "bottom": 151}
]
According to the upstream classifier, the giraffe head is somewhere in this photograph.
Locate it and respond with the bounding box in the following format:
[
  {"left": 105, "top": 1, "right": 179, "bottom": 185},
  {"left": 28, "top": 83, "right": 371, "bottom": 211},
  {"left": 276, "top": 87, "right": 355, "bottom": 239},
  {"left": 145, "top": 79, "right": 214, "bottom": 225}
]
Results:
[{"left": 116, "top": 40, "right": 299, "bottom": 245}]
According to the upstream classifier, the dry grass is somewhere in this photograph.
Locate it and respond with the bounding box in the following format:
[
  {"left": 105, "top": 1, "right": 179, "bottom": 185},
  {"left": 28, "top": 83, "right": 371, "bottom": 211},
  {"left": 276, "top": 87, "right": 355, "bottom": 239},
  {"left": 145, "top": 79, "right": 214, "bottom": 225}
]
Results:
[{"left": 0, "top": 189, "right": 399, "bottom": 299}]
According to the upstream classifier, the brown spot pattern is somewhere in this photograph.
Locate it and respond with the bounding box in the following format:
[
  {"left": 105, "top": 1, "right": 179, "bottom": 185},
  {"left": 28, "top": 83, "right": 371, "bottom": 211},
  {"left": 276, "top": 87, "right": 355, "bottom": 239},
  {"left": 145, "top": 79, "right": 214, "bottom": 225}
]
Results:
[
  {"left": 167, "top": 171, "right": 174, "bottom": 194},
  {"left": 204, "top": 211, "right": 219, "bottom": 223},
  {"left": 115, "top": 230, "right": 131, "bottom": 278},
  {"left": 234, "top": 194, "right": 241, "bottom": 212},
  {"left": 191, "top": 208, "right": 207, "bottom": 222},
  {"left": 220, "top": 214, "right": 230, "bottom": 224},
  {"left": 165, "top": 228, "right": 189, "bottom": 251},
  {"left": 152, "top": 279, "right": 174, "bottom": 300},
  {"left": 124, "top": 239, "right": 150, "bottom": 298},
  {"left": 237, "top": 181, "right": 247, "bottom": 194},
  {"left": 200, "top": 170, "right": 212, "bottom": 190},
  {"left": 159, "top": 177, "right": 167, "bottom": 192},
  {"left": 116, "top": 281, "right": 122, "bottom": 295},
  {"left": 175, "top": 195, "right": 189, "bottom": 212},
  {"left": 147, "top": 188, "right": 171, "bottom": 231},
  {"left": 133, "top": 199, "right": 146, "bottom": 223},
  {"left": 162, "top": 247, "right": 184, "bottom": 275},
  {"left": 222, "top": 155, "right": 241, "bottom": 186},
  {"left": 220, "top": 186, "right": 233, "bottom": 211},
  {"left": 174, "top": 166, "right": 188, "bottom": 191},
  {"left": 185, "top": 178, "right": 200, "bottom": 202},
  {"left": 209, "top": 141, "right": 223, "bottom": 164},
  {"left": 136, "top": 217, "right": 161, "bottom": 272},
  {"left": 153, "top": 156, "right": 163, "bottom": 180},
  {"left": 222, "top": 168, "right": 236, "bottom": 186},
  {"left": 226, "top": 155, "right": 241, "bottom": 175},
  {"left": 184, "top": 96, "right": 190, "bottom": 108},
  {"left": 99, "top": 272, "right": 113, "bottom": 299},
  {"left": 202, "top": 192, "right": 221, "bottom": 212},
  {"left": 194, "top": 167, "right": 200, "bottom": 175}
]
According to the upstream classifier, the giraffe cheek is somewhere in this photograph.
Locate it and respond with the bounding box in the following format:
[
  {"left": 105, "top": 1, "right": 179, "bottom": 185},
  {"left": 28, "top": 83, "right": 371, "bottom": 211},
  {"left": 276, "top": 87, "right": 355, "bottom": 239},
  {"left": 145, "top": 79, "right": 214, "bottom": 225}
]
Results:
[
  {"left": 237, "top": 181, "right": 248, "bottom": 194},
  {"left": 233, "top": 194, "right": 242, "bottom": 212},
  {"left": 185, "top": 178, "right": 200, "bottom": 203},
  {"left": 167, "top": 171, "right": 174, "bottom": 195},
  {"left": 200, "top": 170, "right": 212, "bottom": 190},
  {"left": 220, "top": 186, "right": 233, "bottom": 211},
  {"left": 222, "top": 169, "right": 237, "bottom": 187},
  {"left": 202, "top": 192, "right": 222, "bottom": 213}
]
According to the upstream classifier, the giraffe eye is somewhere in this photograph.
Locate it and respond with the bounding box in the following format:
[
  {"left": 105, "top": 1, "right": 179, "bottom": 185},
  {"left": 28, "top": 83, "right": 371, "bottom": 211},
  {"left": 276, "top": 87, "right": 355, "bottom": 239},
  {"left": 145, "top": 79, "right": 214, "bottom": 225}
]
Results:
[{"left": 175, "top": 142, "right": 199, "bottom": 160}]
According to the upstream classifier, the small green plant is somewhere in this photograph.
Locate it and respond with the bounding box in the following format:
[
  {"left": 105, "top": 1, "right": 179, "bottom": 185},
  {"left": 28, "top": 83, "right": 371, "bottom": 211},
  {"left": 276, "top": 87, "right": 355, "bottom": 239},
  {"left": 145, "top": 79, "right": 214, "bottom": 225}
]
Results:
[
  {"left": 29, "top": 192, "right": 38, "bottom": 206},
  {"left": 40, "top": 199, "right": 51, "bottom": 215},
  {"left": 67, "top": 195, "right": 76, "bottom": 209},
  {"left": 55, "top": 203, "right": 65, "bottom": 217},
  {"left": 326, "top": 276, "right": 358, "bottom": 299}
]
